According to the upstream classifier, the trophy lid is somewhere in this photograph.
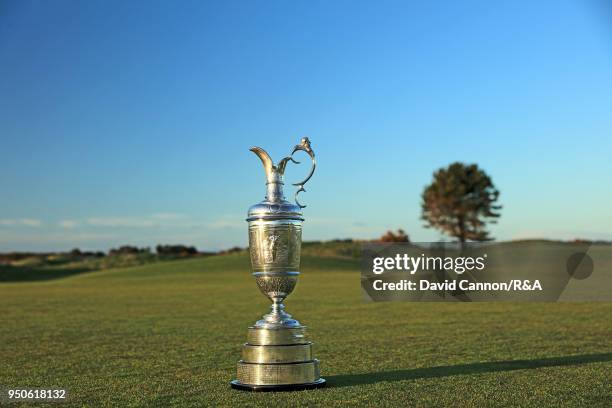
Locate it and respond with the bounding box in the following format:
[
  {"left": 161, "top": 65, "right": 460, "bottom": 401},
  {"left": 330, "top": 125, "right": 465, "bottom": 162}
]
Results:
[
  {"left": 247, "top": 201, "right": 303, "bottom": 222},
  {"left": 247, "top": 138, "right": 316, "bottom": 222}
]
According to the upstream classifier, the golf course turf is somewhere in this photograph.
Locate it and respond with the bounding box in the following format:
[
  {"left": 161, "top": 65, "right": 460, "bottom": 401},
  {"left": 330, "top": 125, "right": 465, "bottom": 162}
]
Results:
[{"left": 1, "top": 248, "right": 611, "bottom": 406}]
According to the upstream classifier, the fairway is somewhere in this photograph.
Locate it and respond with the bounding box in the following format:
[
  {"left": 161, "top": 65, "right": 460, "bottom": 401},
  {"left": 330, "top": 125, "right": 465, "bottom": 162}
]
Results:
[{"left": 1, "top": 251, "right": 611, "bottom": 407}]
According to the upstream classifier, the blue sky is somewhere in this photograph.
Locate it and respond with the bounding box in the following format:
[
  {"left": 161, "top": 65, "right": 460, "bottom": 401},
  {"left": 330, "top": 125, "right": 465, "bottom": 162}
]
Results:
[{"left": 1, "top": 0, "right": 611, "bottom": 251}]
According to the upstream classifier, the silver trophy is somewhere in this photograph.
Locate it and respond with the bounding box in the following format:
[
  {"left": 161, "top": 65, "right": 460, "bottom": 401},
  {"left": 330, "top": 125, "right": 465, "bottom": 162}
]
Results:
[{"left": 230, "top": 138, "right": 325, "bottom": 391}]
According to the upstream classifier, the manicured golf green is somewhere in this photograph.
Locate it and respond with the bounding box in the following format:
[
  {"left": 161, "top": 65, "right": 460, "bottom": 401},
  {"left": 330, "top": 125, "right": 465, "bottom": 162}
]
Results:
[{"left": 1, "top": 248, "right": 611, "bottom": 406}]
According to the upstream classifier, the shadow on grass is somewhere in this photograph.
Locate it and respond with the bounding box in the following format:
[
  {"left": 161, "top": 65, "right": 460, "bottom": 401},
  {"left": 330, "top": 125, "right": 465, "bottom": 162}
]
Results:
[
  {"left": 327, "top": 353, "right": 612, "bottom": 387},
  {"left": 0, "top": 264, "right": 93, "bottom": 282}
]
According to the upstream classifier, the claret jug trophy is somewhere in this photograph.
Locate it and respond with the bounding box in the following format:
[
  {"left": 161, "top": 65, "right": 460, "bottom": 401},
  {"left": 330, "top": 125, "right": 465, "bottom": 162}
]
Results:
[{"left": 230, "top": 137, "right": 326, "bottom": 391}]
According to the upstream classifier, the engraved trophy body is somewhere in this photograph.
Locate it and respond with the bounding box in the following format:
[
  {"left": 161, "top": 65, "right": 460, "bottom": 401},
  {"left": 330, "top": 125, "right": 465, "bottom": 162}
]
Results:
[{"left": 230, "top": 138, "right": 326, "bottom": 391}]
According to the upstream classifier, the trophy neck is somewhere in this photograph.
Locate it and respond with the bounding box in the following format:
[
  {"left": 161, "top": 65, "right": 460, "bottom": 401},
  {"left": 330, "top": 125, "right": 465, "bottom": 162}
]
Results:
[{"left": 265, "top": 173, "right": 285, "bottom": 203}]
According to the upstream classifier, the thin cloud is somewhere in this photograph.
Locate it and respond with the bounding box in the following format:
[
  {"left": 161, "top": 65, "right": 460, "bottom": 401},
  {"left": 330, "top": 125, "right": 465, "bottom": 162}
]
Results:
[
  {"left": 67, "top": 213, "right": 196, "bottom": 228},
  {"left": 59, "top": 219, "right": 79, "bottom": 229},
  {"left": 86, "top": 217, "right": 158, "bottom": 228},
  {"left": 0, "top": 218, "right": 42, "bottom": 227},
  {"left": 150, "top": 213, "right": 187, "bottom": 220},
  {"left": 0, "top": 231, "right": 118, "bottom": 245}
]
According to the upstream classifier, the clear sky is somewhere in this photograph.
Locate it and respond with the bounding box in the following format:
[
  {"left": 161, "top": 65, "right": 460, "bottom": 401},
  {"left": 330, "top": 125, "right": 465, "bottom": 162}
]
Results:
[{"left": 1, "top": 0, "right": 611, "bottom": 251}]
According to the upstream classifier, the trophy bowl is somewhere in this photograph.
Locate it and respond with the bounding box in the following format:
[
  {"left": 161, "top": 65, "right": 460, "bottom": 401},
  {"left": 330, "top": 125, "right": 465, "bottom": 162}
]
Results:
[{"left": 253, "top": 272, "right": 299, "bottom": 303}]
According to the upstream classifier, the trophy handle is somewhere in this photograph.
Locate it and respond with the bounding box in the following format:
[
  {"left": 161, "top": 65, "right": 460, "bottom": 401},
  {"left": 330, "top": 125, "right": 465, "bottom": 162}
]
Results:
[{"left": 289, "top": 137, "right": 316, "bottom": 208}]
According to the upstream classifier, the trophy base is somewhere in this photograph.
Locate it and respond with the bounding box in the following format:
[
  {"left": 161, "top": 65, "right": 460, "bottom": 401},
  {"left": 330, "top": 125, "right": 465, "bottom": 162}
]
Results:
[
  {"left": 232, "top": 326, "right": 324, "bottom": 391},
  {"left": 230, "top": 378, "right": 326, "bottom": 392}
]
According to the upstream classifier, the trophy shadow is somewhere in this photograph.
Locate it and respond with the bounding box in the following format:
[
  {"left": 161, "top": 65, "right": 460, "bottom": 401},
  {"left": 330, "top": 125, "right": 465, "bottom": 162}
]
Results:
[{"left": 326, "top": 352, "right": 612, "bottom": 388}]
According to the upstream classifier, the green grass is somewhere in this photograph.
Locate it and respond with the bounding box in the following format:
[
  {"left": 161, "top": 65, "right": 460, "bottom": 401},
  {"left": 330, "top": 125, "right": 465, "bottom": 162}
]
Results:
[
  {"left": 1, "top": 248, "right": 611, "bottom": 407},
  {"left": 0, "top": 252, "right": 194, "bottom": 282}
]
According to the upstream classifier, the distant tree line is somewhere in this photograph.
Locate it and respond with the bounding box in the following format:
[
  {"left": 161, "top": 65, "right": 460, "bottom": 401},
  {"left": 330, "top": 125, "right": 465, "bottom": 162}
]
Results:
[
  {"left": 70, "top": 248, "right": 106, "bottom": 257},
  {"left": 107, "top": 244, "right": 201, "bottom": 257},
  {"left": 155, "top": 244, "right": 198, "bottom": 256},
  {"left": 108, "top": 246, "right": 152, "bottom": 256},
  {"left": 379, "top": 229, "right": 410, "bottom": 243}
]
